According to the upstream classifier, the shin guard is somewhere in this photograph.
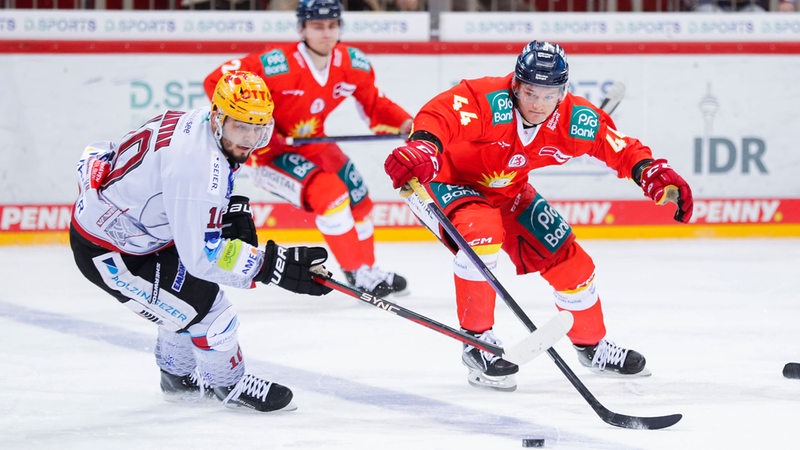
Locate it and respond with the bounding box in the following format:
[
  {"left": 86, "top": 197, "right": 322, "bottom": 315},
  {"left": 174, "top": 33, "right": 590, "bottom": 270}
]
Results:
[
  {"left": 454, "top": 275, "right": 497, "bottom": 332},
  {"left": 187, "top": 291, "right": 246, "bottom": 388},
  {"left": 155, "top": 328, "right": 196, "bottom": 377},
  {"left": 307, "top": 171, "right": 366, "bottom": 271},
  {"left": 541, "top": 242, "right": 606, "bottom": 345}
]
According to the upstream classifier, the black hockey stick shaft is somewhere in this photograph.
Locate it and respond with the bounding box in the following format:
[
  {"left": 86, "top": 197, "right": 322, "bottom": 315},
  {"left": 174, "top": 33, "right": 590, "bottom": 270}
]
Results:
[
  {"left": 313, "top": 274, "right": 506, "bottom": 357},
  {"left": 407, "top": 179, "right": 681, "bottom": 430},
  {"left": 286, "top": 133, "right": 405, "bottom": 146}
]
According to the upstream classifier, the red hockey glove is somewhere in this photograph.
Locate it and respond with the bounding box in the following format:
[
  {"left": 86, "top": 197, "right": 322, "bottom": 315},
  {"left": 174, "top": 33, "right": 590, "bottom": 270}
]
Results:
[
  {"left": 638, "top": 158, "right": 694, "bottom": 223},
  {"left": 384, "top": 140, "right": 440, "bottom": 189}
]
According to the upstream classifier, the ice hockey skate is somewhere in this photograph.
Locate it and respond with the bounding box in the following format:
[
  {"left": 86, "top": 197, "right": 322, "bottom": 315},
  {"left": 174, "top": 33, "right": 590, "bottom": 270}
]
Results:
[
  {"left": 462, "top": 328, "right": 519, "bottom": 392},
  {"left": 574, "top": 339, "right": 651, "bottom": 377},
  {"left": 344, "top": 264, "right": 408, "bottom": 297},
  {"left": 213, "top": 374, "right": 297, "bottom": 412},
  {"left": 160, "top": 369, "right": 215, "bottom": 402}
]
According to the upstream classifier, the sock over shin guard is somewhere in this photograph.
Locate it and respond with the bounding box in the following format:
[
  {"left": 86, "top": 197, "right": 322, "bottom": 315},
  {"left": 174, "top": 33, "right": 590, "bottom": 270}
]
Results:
[
  {"left": 540, "top": 241, "right": 606, "bottom": 345},
  {"left": 155, "top": 328, "right": 197, "bottom": 376},
  {"left": 454, "top": 275, "right": 497, "bottom": 332}
]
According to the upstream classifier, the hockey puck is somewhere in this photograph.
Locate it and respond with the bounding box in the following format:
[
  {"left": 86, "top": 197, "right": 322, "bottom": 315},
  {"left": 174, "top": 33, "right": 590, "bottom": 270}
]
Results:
[
  {"left": 784, "top": 362, "right": 800, "bottom": 379},
  {"left": 522, "top": 438, "right": 545, "bottom": 447}
]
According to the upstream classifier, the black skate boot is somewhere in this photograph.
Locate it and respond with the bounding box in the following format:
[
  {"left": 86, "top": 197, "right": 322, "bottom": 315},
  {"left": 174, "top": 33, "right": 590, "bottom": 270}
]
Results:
[
  {"left": 574, "top": 339, "right": 649, "bottom": 376},
  {"left": 160, "top": 369, "right": 215, "bottom": 401},
  {"left": 213, "top": 374, "right": 296, "bottom": 412},
  {"left": 462, "top": 328, "right": 519, "bottom": 392},
  {"left": 344, "top": 265, "right": 408, "bottom": 297}
]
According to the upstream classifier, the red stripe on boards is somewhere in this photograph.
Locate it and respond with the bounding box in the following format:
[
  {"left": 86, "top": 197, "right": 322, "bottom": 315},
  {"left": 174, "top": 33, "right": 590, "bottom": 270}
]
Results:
[{"left": 2, "top": 40, "right": 800, "bottom": 54}]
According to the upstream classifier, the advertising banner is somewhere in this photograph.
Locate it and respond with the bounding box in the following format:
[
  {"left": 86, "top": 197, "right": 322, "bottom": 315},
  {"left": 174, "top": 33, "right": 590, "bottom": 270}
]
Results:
[
  {"left": 0, "top": 10, "right": 430, "bottom": 42},
  {"left": 439, "top": 12, "right": 800, "bottom": 42},
  {"left": 1, "top": 11, "right": 798, "bottom": 243}
]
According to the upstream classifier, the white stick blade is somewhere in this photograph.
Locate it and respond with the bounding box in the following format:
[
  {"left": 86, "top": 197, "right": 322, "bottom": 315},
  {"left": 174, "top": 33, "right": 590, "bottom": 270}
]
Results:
[
  {"left": 503, "top": 310, "right": 574, "bottom": 366},
  {"left": 598, "top": 81, "right": 626, "bottom": 115}
]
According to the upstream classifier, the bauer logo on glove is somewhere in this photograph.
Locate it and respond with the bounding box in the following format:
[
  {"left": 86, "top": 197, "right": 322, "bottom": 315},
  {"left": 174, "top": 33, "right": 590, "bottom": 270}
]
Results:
[{"left": 255, "top": 240, "right": 333, "bottom": 296}]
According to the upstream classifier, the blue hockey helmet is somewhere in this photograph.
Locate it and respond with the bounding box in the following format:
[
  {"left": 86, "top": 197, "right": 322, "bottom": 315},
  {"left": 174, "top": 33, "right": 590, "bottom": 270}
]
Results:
[
  {"left": 514, "top": 41, "right": 569, "bottom": 88},
  {"left": 296, "top": 0, "right": 343, "bottom": 25}
]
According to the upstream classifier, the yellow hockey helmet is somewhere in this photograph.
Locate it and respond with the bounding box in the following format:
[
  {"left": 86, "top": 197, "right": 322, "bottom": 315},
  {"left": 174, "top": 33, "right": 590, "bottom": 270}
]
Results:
[{"left": 212, "top": 71, "right": 274, "bottom": 125}]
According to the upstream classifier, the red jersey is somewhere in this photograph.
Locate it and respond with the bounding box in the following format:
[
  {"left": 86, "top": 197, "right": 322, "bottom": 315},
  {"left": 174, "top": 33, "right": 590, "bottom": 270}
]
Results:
[
  {"left": 415, "top": 74, "right": 654, "bottom": 205},
  {"left": 204, "top": 42, "right": 411, "bottom": 142}
]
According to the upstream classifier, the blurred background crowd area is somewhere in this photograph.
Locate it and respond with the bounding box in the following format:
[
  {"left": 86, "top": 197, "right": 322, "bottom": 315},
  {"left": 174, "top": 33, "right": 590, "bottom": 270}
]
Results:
[{"left": 1, "top": 0, "right": 797, "bottom": 13}]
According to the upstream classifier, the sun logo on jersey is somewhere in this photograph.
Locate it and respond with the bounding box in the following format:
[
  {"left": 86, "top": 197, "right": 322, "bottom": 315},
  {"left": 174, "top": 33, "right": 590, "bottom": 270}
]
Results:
[
  {"left": 478, "top": 170, "right": 517, "bottom": 188},
  {"left": 291, "top": 118, "right": 321, "bottom": 137}
]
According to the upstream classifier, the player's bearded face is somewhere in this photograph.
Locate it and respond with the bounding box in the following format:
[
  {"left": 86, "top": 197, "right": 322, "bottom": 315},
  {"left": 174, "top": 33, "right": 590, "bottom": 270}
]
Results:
[
  {"left": 220, "top": 117, "right": 274, "bottom": 164},
  {"left": 513, "top": 82, "right": 563, "bottom": 126},
  {"left": 301, "top": 19, "right": 340, "bottom": 56}
]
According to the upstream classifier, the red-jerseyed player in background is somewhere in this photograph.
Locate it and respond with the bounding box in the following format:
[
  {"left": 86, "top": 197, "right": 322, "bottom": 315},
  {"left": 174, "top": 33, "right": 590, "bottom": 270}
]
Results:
[
  {"left": 204, "top": 0, "right": 412, "bottom": 298},
  {"left": 385, "top": 41, "right": 693, "bottom": 392}
]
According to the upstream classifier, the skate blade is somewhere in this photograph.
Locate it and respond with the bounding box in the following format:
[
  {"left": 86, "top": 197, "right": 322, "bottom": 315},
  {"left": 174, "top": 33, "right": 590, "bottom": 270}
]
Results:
[
  {"left": 162, "top": 391, "right": 219, "bottom": 406},
  {"left": 222, "top": 399, "right": 299, "bottom": 414},
  {"left": 585, "top": 367, "right": 653, "bottom": 378},
  {"left": 466, "top": 369, "right": 517, "bottom": 392}
]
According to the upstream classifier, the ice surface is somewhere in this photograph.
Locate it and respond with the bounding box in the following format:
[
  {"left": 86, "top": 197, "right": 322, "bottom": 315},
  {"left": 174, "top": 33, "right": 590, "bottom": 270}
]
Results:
[{"left": 1, "top": 239, "right": 798, "bottom": 449}]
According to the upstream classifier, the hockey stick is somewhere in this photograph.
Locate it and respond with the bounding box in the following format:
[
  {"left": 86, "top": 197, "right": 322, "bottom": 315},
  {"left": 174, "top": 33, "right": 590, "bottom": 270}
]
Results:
[
  {"left": 285, "top": 133, "right": 405, "bottom": 146},
  {"left": 406, "top": 178, "right": 682, "bottom": 430},
  {"left": 313, "top": 273, "right": 574, "bottom": 366},
  {"left": 598, "top": 81, "right": 626, "bottom": 116}
]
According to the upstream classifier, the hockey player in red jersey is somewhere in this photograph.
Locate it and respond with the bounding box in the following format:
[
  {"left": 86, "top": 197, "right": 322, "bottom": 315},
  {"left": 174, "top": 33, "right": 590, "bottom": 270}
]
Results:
[
  {"left": 71, "top": 71, "right": 333, "bottom": 412},
  {"left": 385, "top": 41, "right": 694, "bottom": 391},
  {"left": 204, "top": 0, "right": 412, "bottom": 298}
]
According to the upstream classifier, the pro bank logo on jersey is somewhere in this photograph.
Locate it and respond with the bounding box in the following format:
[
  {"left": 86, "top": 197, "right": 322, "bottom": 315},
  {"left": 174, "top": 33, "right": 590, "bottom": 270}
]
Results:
[
  {"left": 430, "top": 182, "right": 483, "bottom": 208},
  {"left": 348, "top": 47, "right": 371, "bottom": 72},
  {"left": 487, "top": 90, "right": 513, "bottom": 125},
  {"left": 260, "top": 49, "right": 289, "bottom": 76},
  {"left": 569, "top": 106, "right": 599, "bottom": 141},
  {"left": 523, "top": 194, "right": 572, "bottom": 252}
]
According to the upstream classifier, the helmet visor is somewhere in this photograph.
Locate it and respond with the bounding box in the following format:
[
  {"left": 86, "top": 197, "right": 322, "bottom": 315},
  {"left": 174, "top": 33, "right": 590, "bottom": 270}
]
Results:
[{"left": 222, "top": 117, "right": 275, "bottom": 151}]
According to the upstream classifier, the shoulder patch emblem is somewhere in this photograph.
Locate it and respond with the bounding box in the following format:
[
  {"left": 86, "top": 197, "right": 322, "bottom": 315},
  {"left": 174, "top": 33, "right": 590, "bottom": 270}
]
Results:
[
  {"left": 487, "top": 90, "right": 513, "bottom": 125},
  {"left": 348, "top": 48, "right": 371, "bottom": 72},
  {"left": 260, "top": 49, "right": 290, "bottom": 76},
  {"left": 568, "top": 106, "right": 599, "bottom": 141}
]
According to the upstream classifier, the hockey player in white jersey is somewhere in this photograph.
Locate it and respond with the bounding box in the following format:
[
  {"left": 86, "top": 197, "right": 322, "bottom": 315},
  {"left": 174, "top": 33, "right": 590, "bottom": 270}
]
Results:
[{"left": 70, "top": 71, "right": 332, "bottom": 412}]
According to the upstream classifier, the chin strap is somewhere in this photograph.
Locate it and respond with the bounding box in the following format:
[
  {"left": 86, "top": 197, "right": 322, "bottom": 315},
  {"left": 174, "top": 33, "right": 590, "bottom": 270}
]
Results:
[{"left": 212, "top": 112, "right": 225, "bottom": 150}]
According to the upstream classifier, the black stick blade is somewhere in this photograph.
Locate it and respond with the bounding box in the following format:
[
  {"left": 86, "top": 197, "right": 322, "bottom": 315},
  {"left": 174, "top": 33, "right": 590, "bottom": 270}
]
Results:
[{"left": 602, "top": 411, "right": 682, "bottom": 430}]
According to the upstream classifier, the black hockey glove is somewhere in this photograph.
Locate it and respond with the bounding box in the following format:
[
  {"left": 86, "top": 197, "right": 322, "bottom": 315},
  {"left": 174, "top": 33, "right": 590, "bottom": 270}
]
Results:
[
  {"left": 255, "top": 240, "right": 332, "bottom": 296},
  {"left": 221, "top": 195, "right": 258, "bottom": 246}
]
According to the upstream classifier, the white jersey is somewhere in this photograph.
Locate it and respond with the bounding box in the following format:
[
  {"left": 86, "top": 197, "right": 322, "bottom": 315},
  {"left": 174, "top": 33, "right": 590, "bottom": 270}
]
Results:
[{"left": 72, "top": 107, "right": 263, "bottom": 289}]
